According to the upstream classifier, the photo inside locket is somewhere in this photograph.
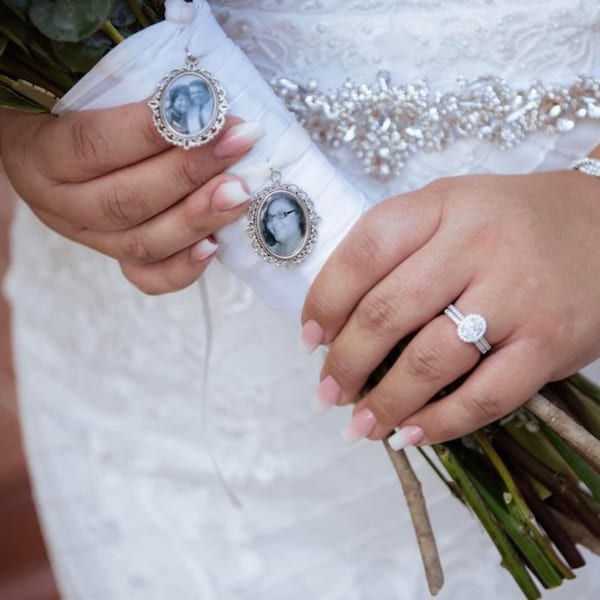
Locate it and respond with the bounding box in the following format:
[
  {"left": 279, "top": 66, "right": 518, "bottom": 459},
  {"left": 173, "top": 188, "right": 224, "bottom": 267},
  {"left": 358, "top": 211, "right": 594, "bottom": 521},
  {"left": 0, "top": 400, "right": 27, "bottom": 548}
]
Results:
[
  {"left": 162, "top": 73, "right": 216, "bottom": 137},
  {"left": 259, "top": 191, "right": 308, "bottom": 259}
]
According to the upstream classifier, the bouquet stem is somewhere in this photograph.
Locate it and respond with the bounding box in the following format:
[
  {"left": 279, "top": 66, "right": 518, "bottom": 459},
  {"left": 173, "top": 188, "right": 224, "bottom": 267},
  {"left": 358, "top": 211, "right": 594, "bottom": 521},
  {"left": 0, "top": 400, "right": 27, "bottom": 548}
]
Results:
[{"left": 383, "top": 441, "right": 443, "bottom": 596}]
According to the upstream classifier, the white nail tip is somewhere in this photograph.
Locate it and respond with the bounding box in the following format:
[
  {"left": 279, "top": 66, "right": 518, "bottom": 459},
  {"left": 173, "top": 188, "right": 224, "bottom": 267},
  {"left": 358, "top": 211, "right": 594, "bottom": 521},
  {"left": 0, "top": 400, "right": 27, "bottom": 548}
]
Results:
[
  {"left": 215, "top": 181, "right": 249, "bottom": 209},
  {"left": 388, "top": 430, "right": 409, "bottom": 451},
  {"left": 192, "top": 239, "right": 218, "bottom": 261},
  {"left": 229, "top": 121, "right": 266, "bottom": 143}
]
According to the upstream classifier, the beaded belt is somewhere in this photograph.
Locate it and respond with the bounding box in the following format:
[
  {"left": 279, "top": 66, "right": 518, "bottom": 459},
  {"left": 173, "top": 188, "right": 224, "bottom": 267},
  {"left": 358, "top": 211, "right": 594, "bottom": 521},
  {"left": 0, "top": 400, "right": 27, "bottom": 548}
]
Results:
[{"left": 272, "top": 73, "right": 600, "bottom": 180}]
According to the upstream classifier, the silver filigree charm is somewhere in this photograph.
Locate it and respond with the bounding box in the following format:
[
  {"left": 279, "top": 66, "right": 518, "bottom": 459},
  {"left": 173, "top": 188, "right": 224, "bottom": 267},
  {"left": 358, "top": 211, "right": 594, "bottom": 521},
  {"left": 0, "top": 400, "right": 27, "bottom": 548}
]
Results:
[
  {"left": 149, "top": 53, "right": 228, "bottom": 149},
  {"left": 247, "top": 170, "right": 320, "bottom": 267}
]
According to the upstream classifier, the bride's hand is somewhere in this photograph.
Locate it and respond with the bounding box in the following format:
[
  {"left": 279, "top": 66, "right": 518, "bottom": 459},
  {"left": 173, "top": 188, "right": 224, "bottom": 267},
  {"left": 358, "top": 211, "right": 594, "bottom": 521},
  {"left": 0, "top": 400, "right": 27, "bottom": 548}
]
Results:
[
  {"left": 302, "top": 170, "right": 600, "bottom": 446},
  {"left": 0, "top": 103, "right": 264, "bottom": 293}
]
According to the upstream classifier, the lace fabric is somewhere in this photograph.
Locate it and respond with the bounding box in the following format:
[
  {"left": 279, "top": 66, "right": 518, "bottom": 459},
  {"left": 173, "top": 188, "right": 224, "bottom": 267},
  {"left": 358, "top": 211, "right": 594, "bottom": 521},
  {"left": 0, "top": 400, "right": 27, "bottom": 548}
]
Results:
[{"left": 5, "top": 1, "right": 600, "bottom": 598}]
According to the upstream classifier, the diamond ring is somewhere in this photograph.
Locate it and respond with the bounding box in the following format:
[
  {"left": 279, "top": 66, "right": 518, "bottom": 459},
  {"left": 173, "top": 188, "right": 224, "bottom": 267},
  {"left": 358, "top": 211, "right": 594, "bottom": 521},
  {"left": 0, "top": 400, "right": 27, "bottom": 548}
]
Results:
[{"left": 443, "top": 304, "right": 492, "bottom": 354}]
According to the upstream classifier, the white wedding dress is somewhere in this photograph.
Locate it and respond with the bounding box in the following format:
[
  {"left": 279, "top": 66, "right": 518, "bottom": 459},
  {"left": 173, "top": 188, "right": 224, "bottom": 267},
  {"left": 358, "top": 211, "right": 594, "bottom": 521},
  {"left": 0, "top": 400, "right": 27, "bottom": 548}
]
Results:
[{"left": 4, "top": 1, "right": 600, "bottom": 599}]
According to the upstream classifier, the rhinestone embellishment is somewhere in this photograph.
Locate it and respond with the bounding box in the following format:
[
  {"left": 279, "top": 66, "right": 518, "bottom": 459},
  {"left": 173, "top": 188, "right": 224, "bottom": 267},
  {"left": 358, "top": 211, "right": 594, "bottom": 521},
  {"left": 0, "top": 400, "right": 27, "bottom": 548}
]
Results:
[
  {"left": 457, "top": 314, "right": 487, "bottom": 344},
  {"left": 272, "top": 73, "right": 600, "bottom": 180}
]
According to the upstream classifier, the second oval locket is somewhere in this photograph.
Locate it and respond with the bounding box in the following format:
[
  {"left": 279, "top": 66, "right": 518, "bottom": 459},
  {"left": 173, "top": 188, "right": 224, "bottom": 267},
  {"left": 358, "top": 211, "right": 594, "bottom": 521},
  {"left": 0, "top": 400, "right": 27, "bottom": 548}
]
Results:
[
  {"left": 149, "top": 54, "right": 228, "bottom": 149},
  {"left": 247, "top": 171, "right": 320, "bottom": 267}
]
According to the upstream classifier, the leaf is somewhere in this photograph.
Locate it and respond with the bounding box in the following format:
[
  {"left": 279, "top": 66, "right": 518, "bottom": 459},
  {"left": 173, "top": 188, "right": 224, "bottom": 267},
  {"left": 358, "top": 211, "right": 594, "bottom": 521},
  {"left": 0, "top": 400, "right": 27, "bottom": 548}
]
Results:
[
  {"left": 0, "top": 35, "right": 7, "bottom": 57},
  {"left": 110, "top": 0, "right": 136, "bottom": 27},
  {"left": 0, "top": 0, "right": 29, "bottom": 21},
  {"left": 0, "top": 83, "right": 47, "bottom": 112},
  {"left": 29, "top": 0, "right": 113, "bottom": 42},
  {"left": 51, "top": 31, "right": 111, "bottom": 73},
  {"left": 0, "top": 5, "right": 58, "bottom": 65},
  {"left": 0, "top": 5, "right": 32, "bottom": 54}
]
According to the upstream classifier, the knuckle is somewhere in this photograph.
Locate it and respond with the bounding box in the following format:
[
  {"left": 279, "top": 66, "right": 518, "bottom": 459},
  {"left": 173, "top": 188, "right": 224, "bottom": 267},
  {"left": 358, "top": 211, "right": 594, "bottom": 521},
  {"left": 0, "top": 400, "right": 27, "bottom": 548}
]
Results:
[
  {"left": 356, "top": 292, "right": 400, "bottom": 335},
  {"left": 181, "top": 194, "right": 210, "bottom": 235},
  {"left": 123, "top": 233, "right": 156, "bottom": 263},
  {"left": 424, "top": 176, "right": 454, "bottom": 202},
  {"left": 303, "top": 287, "right": 338, "bottom": 329},
  {"left": 101, "top": 182, "right": 148, "bottom": 227},
  {"left": 344, "top": 226, "right": 382, "bottom": 271},
  {"left": 326, "top": 352, "right": 355, "bottom": 387},
  {"left": 403, "top": 343, "right": 445, "bottom": 384},
  {"left": 69, "top": 117, "right": 109, "bottom": 166},
  {"left": 368, "top": 388, "right": 400, "bottom": 427},
  {"left": 177, "top": 152, "right": 209, "bottom": 190},
  {"left": 460, "top": 388, "right": 502, "bottom": 424},
  {"left": 139, "top": 111, "right": 166, "bottom": 151}
]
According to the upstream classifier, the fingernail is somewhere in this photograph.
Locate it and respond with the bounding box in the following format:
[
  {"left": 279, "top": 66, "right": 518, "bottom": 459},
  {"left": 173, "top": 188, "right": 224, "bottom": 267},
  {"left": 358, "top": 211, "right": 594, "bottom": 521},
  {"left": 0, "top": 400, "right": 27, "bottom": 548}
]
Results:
[
  {"left": 211, "top": 180, "right": 249, "bottom": 211},
  {"left": 213, "top": 122, "right": 266, "bottom": 158},
  {"left": 388, "top": 426, "right": 424, "bottom": 451},
  {"left": 301, "top": 320, "right": 325, "bottom": 353},
  {"left": 341, "top": 408, "right": 377, "bottom": 444},
  {"left": 190, "top": 238, "right": 218, "bottom": 262},
  {"left": 315, "top": 375, "right": 341, "bottom": 413}
]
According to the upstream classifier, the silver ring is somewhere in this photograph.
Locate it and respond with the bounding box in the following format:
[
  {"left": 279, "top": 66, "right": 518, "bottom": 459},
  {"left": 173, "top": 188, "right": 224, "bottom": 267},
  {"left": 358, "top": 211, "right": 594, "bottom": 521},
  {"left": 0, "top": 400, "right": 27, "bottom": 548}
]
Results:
[{"left": 443, "top": 304, "right": 491, "bottom": 354}]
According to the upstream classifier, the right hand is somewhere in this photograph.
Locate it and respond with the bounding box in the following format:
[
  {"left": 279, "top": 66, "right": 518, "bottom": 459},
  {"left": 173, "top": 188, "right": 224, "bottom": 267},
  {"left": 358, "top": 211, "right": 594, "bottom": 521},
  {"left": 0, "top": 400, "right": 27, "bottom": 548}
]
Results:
[{"left": 0, "top": 102, "right": 264, "bottom": 293}]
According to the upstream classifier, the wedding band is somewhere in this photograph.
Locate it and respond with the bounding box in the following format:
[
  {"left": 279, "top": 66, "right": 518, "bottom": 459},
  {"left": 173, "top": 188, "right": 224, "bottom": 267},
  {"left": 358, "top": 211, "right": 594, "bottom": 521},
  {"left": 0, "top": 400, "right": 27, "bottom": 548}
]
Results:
[{"left": 443, "top": 304, "right": 491, "bottom": 354}]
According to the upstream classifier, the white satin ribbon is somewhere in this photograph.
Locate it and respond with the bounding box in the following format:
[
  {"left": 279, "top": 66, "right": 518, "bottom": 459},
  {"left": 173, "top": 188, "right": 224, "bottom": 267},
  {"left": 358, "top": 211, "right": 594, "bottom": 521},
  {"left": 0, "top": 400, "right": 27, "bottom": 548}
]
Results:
[{"left": 53, "top": 0, "right": 369, "bottom": 320}]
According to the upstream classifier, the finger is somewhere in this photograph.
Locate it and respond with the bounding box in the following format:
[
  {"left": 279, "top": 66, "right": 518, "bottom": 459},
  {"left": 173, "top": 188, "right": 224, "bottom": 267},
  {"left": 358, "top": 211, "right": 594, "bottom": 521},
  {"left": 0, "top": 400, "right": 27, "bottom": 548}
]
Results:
[
  {"left": 339, "top": 280, "right": 521, "bottom": 442},
  {"left": 32, "top": 100, "right": 173, "bottom": 181},
  {"left": 119, "top": 238, "right": 219, "bottom": 295},
  {"left": 318, "top": 233, "right": 471, "bottom": 406},
  {"left": 77, "top": 175, "right": 249, "bottom": 262},
  {"left": 48, "top": 120, "right": 262, "bottom": 230},
  {"left": 357, "top": 315, "right": 481, "bottom": 438},
  {"left": 302, "top": 183, "right": 444, "bottom": 341},
  {"left": 392, "top": 339, "right": 551, "bottom": 445}
]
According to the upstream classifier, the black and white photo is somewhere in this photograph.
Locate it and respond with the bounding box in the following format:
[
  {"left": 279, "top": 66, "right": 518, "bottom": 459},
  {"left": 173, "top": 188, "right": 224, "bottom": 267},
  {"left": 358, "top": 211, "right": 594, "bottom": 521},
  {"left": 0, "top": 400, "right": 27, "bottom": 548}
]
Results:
[
  {"left": 162, "top": 73, "right": 215, "bottom": 137},
  {"left": 260, "top": 192, "right": 307, "bottom": 259},
  {"left": 149, "top": 56, "right": 228, "bottom": 149}
]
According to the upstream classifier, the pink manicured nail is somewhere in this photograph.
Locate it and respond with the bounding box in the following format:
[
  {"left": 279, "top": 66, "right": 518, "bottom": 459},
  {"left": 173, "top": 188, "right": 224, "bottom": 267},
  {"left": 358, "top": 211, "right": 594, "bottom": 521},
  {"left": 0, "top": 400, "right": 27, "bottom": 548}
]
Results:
[
  {"left": 213, "top": 122, "right": 266, "bottom": 158},
  {"left": 387, "top": 426, "right": 424, "bottom": 451},
  {"left": 315, "top": 375, "right": 341, "bottom": 413},
  {"left": 190, "top": 238, "right": 218, "bottom": 262},
  {"left": 341, "top": 408, "right": 377, "bottom": 444},
  {"left": 211, "top": 180, "right": 250, "bottom": 211},
  {"left": 301, "top": 320, "right": 325, "bottom": 353}
]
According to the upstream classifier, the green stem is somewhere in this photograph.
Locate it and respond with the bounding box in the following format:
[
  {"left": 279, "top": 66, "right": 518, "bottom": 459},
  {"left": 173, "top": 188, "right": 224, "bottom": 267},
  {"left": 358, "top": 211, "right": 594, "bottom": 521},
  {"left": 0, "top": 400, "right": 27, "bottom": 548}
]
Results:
[
  {"left": 434, "top": 444, "right": 541, "bottom": 600},
  {"left": 540, "top": 421, "right": 600, "bottom": 502},
  {"left": 475, "top": 431, "right": 573, "bottom": 581},
  {"left": 503, "top": 418, "right": 577, "bottom": 483},
  {"left": 470, "top": 475, "right": 565, "bottom": 588},
  {"left": 127, "top": 0, "right": 150, "bottom": 27},
  {"left": 416, "top": 447, "right": 463, "bottom": 502},
  {"left": 494, "top": 433, "right": 600, "bottom": 538},
  {"left": 568, "top": 373, "right": 600, "bottom": 406},
  {"left": 512, "top": 470, "right": 584, "bottom": 569},
  {"left": 101, "top": 21, "right": 124, "bottom": 45}
]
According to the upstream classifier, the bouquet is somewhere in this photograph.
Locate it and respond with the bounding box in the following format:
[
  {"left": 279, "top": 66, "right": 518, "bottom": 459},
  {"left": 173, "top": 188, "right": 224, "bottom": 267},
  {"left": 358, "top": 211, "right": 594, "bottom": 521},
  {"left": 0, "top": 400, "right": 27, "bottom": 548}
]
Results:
[{"left": 2, "top": 2, "right": 600, "bottom": 598}]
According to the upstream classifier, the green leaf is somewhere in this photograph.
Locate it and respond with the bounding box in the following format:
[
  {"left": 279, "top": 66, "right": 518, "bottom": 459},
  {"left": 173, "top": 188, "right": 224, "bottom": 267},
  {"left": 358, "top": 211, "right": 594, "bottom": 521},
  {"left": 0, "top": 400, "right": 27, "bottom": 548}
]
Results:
[
  {"left": 29, "top": 0, "right": 113, "bottom": 42},
  {"left": 0, "top": 0, "right": 29, "bottom": 21},
  {"left": 0, "top": 5, "right": 59, "bottom": 65},
  {"left": 110, "top": 0, "right": 136, "bottom": 27},
  {"left": 0, "top": 35, "right": 7, "bottom": 57},
  {"left": 51, "top": 31, "right": 112, "bottom": 73},
  {"left": 0, "top": 5, "right": 32, "bottom": 54},
  {"left": 0, "top": 83, "right": 46, "bottom": 112}
]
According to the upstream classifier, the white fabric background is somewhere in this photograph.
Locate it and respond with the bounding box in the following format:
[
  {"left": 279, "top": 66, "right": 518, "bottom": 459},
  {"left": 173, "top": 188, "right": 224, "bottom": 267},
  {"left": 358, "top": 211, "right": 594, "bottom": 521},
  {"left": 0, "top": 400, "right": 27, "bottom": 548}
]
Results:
[{"left": 4, "top": 1, "right": 600, "bottom": 598}]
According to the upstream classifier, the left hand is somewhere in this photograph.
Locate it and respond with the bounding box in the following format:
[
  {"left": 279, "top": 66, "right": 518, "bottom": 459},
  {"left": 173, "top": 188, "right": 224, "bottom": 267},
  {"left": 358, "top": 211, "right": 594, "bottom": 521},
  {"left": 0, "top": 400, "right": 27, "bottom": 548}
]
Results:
[{"left": 302, "top": 170, "right": 600, "bottom": 446}]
